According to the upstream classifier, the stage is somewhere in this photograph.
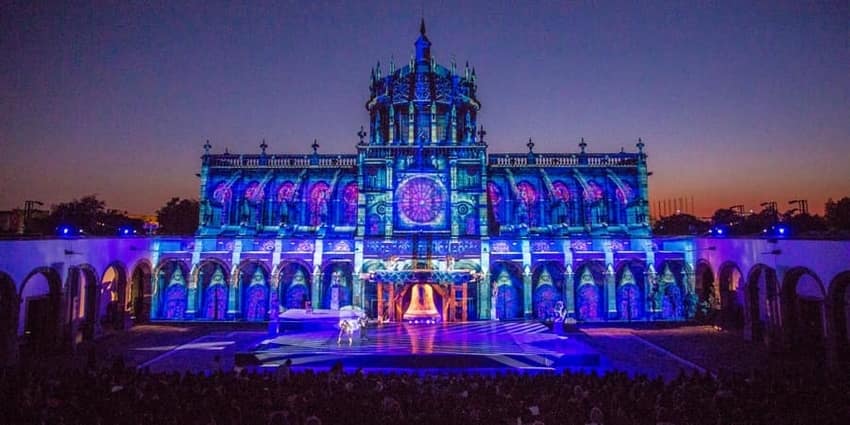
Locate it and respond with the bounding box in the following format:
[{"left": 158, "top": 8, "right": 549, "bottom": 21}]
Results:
[{"left": 235, "top": 315, "right": 602, "bottom": 373}]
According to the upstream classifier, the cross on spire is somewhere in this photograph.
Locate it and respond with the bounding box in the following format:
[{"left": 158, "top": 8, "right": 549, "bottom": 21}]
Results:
[
  {"left": 357, "top": 126, "right": 367, "bottom": 145},
  {"left": 526, "top": 137, "right": 535, "bottom": 153},
  {"left": 311, "top": 139, "right": 320, "bottom": 154},
  {"left": 477, "top": 125, "right": 487, "bottom": 144},
  {"left": 579, "top": 137, "right": 587, "bottom": 154},
  {"left": 259, "top": 139, "right": 268, "bottom": 154}
]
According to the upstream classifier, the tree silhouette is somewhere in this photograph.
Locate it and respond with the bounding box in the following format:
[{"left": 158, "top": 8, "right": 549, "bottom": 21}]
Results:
[{"left": 156, "top": 198, "right": 200, "bottom": 235}]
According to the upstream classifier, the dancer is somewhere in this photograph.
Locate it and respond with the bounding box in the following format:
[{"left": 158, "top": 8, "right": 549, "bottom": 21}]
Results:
[
  {"left": 337, "top": 319, "right": 356, "bottom": 346},
  {"left": 358, "top": 314, "right": 369, "bottom": 341}
]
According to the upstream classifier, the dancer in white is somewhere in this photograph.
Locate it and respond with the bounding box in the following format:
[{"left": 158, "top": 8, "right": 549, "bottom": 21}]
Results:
[{"left": 337, "top": 318, "right": 359, "bottom": 346}]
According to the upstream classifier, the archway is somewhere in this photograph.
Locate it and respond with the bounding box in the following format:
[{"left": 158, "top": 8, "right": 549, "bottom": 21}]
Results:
[
  {"left": 155, "top": 260, "right": 189, "bottom": 320},
  {"left": 574, "top": 262, "right": 606, "bottom": 322},
  {"left": 322, "top": 262, "right": 353, "bottom": 310},
  {"left": 70, "top": 265, "right": 100, "bottom": 341},
  {"left": 129, "top": 261, "right": 152, "bottom": 323},
  {"left": 100, "top": 263, "right": 127, "bottom": 330},
  {"left": 694, "top": 261, "right": 716, "bottom": 323},
  {"left": 655, "top": 262, "right": 686, "bottom": 321},
  {"left": 616, "top": 261, "right": 645, "bottom": 321},
  {"left": 491, "top": 262, "right": 523, "bottom": 320},
  {"left": 239, "top": 261, "right": 270, "bottom": 321},
  {"left": 197, "top": 260, "right": 229, "bottom": 320},
  {"left": 532, "top": 262, "right": 564, "bottom": 320},
  {"left": 718, "top": 262, "right": 745, "bottom": 330},
  {"left": 828, "top": 271, "right": 850, "bottom": 362},
  {"left": 745, "top": 264, "right": 779, "bottom": 343},
  {"left": 278, "top": 262, "right": 312, "bottom": 310},
  {"left": 782, "top": 267, "right": 827, "bottom": 356},
  {"left": 18, "top": 267, "right": 62, "bottom": 356},
  {"left": 0, "top": 272, "right": 18, "bottom": 366}
]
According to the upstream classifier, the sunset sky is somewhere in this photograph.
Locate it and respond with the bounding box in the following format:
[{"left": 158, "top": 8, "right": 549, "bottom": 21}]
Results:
[{"left": 2, "top": 1, "right": 848, "bottom": 218}]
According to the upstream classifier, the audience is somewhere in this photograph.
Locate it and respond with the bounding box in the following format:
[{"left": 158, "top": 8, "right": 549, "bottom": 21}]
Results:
[{"left": 2, "top": 359, "right": 848, "bottom": 425}]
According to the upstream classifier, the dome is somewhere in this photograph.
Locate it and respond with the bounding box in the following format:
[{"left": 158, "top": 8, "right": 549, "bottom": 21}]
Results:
[{"left": 365, "top": 21, "right": 481, "bottom": 146}]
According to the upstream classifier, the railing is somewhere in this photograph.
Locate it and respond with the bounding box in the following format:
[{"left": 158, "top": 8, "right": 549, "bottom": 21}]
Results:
[
  {"left": 488, "top": 152, "right": 641, "bottom": 168},
  {"left": 358, "top": 145, "right": 486, "bottom": 160},
  {"left": 206, "top": 154, "right": 358, "bottom": 169}
]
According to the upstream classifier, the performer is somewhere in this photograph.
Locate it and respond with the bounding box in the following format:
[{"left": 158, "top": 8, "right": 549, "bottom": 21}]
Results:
[
  {"left": 358, "top": 314, "right": 369, "bottom": 341},
  {"left": 337, "top": 319, "right": 354, "bottom": 346}
]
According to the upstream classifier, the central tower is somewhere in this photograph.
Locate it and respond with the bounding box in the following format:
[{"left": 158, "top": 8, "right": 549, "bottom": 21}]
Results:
[{"left": 358, "top": 20, "right": 487, "bottom": 238}]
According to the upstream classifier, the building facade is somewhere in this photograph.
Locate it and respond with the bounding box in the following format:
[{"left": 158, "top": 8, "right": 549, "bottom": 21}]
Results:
[{"left": 150, "top": 24, "right": 688, "bottom": 323}]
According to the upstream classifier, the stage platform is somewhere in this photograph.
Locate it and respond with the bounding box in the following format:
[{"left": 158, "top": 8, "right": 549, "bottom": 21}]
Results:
[{"left": 236, "top": 320, "right": 602, "bottom": 373}]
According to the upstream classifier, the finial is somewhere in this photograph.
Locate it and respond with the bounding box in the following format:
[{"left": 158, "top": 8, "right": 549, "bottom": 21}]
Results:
[
  {"left": 311, "top": 139, "right": 319, "bottom": 154},
  {"left": 203, "top": 139, "right": 212, "bottom": 154},
  {"left": 477, "top": 125, "right": 487, "bottom": 143},
  {"left": 527, "top": 137, "right": 535, "bottom": 153},
  {"left": 259, "top": 139, "right": 268, "bottom": 154},
  {"left": 357, "top": 126, "right": 367, "bottom": 145},
  {"left": 420, "top": 17, "right": 426, "bottom": 35},
  {"left": 636, "top": 137, "right": 645, "bottom": 153},
  {"left": 390, "top": 56, "right": 395, "bottom": 74},
  {"left": 579, "top": 137, "right": 587, "bottom": 154}
]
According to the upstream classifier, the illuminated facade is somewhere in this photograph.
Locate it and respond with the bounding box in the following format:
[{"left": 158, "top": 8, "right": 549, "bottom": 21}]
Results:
[{"left": 150, "top": 23, "right": 693, "bottom": 323}]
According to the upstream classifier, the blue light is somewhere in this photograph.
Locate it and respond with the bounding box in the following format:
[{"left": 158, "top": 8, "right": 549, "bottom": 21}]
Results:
[
  {"left": 778, "top": 227, "right": 785, "bottom": 235},
  {"left": 58, "top": 225, "right": 75, "bottom": 237}
]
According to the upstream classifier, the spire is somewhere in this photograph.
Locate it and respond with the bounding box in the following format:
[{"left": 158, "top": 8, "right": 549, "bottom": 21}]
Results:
[{"left": 415, "top": 19, "right": 431, "bottom": 62}]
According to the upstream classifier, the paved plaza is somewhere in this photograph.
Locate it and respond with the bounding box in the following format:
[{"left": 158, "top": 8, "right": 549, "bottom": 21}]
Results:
[{"left": 41, "top": 321, "right": 770, "bottom": 381}]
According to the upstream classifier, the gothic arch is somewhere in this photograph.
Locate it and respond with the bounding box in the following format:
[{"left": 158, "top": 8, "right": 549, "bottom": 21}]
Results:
[
  {"left": 717, "top": 261, "right": 745, "bottom": 330},
  {"left": 828, "top": 271, "right": 850, "bottom": 362},
  {"left": 490, "top": 261, "right": 524, "bottom": 320},
  {"left": 655, "top": 260, "right": 687, "bottom": 321},
  {"left": 574, "top": 261, "right": 607, "bottom": 322},
  {"left": 195, "top": 259, "right": 230, "bottom": 320},
  {"left": 129, "top": 260, "right": 152, "bottom": 323},
  {"left": 69, "top": 264, "right": 100, "bottom": 340},
  {"left": 532, "top": 261, "right": 564, "bottom": 320},
  {"left": 236, "top": 260, "right": 271, "bottom": 321},
  {"left": 321, "top": 261, "right": 353, "bottom": 309},
  {"left": 745, "top": 264, "right": 779, "bottom": 343},
  {"left": 616, "top": 260, "right": 646, "bottom": 321},
  {"left": 154, "top": 259, "right": 190, "bottom": 320},
  {"left": 277, "top": 261, "right": 312, "bottom": 310},
  {"left": 0, "top": 271, "right": 18, "bottom": 366},
  {"left": 18, "top": 267, "right": 63, "bottom": 355},
  {"left": 100, "top": 261, "right": 128, "bottom": 330},
  {"left": 782, "top": 267, "right": 827, "bottom": 355},
  {"left": 694, "top": 260, "right": 716, "bottom": 322}
]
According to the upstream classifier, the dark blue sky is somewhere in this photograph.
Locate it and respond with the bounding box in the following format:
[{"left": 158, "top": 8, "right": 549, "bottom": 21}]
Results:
[{"left": 2, "top": 0, "right": 848, "bottom": 217}]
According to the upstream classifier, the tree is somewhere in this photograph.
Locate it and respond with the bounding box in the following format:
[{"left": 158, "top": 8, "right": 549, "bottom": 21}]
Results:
[
  {"left": 156, "top": 198, "right": 200, "bottom": 235},
  {"left": 653, "top": 213, "right": 710, "bottom": 235},
  {"left": 27, "top": 195, "right": 142, "bottom": 235},
  {"left": 825, "top": 197, "right": 850, "bottom": 231}
]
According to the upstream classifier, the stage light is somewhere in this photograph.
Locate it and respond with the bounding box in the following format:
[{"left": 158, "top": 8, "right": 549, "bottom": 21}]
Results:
[{"left": 57, "top": 225, "right": 75, "bottom": 237}]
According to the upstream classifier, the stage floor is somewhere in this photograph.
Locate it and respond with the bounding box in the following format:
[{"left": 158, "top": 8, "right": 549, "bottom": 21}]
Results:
[{"left": 237, "top": 320, "right": 601, "bottom": 372}]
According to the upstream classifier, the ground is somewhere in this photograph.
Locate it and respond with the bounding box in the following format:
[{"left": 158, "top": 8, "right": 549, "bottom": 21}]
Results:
[{"left": 37, "top": 322, "right": 770, "bottom": 381}]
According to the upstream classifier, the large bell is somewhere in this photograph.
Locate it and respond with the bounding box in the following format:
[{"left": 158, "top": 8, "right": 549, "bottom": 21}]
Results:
[{"left": 403, "top": 283, "right": 440, "bottom": 322}]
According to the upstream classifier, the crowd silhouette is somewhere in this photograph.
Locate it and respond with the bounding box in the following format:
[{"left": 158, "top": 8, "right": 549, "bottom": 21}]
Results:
[{"left": 2, "top": 359, "right": 848, "bottom": 425}]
